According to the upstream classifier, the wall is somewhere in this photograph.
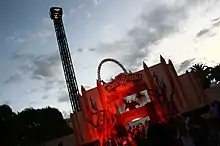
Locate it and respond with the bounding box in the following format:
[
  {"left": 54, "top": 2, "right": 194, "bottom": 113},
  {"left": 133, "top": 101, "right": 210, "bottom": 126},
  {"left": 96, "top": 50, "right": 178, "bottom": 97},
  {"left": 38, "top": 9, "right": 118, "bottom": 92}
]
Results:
[
  {"left": 178, "top": 73, "right": 205, "bottom": 110},
  {"left": 167, "top": 61, "right": 189, "bottom": 111},
  {"left": 86, "top": 87, "right": 103, "bottom": 110},
  {"left": 205, "top": 84, "right": 220, "bottom": 103}
]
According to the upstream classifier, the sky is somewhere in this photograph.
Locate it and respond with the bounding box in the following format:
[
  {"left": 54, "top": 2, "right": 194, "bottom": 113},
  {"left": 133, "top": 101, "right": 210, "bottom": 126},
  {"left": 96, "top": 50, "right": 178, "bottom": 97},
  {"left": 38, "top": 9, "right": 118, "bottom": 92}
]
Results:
[{"left": 0, "top": 0, "right": 220, "bottom": 117}]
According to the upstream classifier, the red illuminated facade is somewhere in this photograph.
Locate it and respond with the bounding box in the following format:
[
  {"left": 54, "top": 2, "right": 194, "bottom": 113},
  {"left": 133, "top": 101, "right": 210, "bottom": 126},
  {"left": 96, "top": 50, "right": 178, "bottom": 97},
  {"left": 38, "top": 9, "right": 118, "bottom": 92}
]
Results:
[{"left": 70, "top": 56, "right": 208, "bottom": 145}]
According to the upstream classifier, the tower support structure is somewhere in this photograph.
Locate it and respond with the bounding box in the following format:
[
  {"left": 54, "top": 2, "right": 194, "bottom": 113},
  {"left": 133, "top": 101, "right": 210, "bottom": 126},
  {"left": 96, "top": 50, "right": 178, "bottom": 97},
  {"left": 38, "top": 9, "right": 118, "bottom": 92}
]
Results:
[{"left": 50, "top": 7, "right": 81, "bottom": 112}]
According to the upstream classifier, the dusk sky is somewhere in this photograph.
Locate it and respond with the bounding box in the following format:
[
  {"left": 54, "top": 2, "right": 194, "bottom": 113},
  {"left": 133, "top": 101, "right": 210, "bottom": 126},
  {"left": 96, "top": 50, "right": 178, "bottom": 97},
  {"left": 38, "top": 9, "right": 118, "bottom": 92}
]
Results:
[{"left": 0, "top": 0, "right": 220, "bottom": 117}]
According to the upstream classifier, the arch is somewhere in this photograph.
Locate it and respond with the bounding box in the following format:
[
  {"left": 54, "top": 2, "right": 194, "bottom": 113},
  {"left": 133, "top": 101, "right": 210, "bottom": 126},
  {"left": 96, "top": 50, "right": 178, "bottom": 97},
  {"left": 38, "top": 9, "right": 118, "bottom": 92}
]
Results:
[{"left": 97, "top": 58, "right": 128, "bottom": 81}]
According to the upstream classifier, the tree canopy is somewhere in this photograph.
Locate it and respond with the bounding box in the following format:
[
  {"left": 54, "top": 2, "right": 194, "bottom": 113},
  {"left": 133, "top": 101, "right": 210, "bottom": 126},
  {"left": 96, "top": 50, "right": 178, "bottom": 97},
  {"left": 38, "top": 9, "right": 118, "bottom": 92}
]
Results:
[
  {"left": 190, "top": 63, "right": 220, "bottom": 89},
  {"left": 210, "top": 64, "right": 220, "bottom": 82},
  {"left": 0, "top": 105, "right": 72, "bottom": 146}
]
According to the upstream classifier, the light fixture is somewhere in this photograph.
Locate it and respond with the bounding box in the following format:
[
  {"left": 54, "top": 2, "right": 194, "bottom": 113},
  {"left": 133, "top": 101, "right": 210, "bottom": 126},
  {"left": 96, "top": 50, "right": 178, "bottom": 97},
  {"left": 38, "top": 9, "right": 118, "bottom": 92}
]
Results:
[{"left": 131, "top": 117, "right": 141, "bottom": 122}]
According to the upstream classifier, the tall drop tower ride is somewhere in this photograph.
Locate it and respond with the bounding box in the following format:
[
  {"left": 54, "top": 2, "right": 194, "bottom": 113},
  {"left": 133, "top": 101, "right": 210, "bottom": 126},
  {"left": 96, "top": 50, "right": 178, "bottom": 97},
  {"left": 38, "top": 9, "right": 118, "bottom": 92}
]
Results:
[{"left": 50, "top": 7, "right": 81, "bottom": 112}]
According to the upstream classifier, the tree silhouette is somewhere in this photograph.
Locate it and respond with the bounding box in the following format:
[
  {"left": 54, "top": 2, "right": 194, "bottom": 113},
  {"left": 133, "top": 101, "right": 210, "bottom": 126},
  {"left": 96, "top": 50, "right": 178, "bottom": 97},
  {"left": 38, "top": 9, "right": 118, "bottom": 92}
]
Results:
[
  {"left": 210, "top": 64, "right": 220, "bottom": 82},
  {"left": 0, "top": 104, "right": 15, "bottom": 119},
  {"left": 190, "top": 63, "right": 212, "bottom": 89},
  {"left": 0, "top": 105, "right": 17, "bottom": 146},
  {"left": 151, "top": 73, "right": 178, "bottom": 116},
  {"left": 0, "top": 105, "right": 72, "bottom": 146}
]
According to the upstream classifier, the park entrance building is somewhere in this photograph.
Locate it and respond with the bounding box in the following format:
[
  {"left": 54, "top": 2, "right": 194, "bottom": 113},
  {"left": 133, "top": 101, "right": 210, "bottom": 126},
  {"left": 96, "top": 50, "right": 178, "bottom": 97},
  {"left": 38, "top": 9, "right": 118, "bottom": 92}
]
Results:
[{"left": 71, "top": 56, "right": 208, "bottom": 145}]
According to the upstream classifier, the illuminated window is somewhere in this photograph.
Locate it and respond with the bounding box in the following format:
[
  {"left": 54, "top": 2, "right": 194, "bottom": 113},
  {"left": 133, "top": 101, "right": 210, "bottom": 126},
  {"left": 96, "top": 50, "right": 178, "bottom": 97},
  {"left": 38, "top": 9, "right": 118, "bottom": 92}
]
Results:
[{"left": 54, "top": 8, "right": 61, "bottom": 12}]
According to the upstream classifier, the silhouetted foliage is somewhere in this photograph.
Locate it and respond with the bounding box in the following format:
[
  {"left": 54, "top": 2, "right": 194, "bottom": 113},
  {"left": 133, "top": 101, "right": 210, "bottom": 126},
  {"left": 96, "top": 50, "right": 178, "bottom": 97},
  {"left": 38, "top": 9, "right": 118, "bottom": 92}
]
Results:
[
  {"left": 210, "top": 64, "right": 220, "bottom": 82},
  {"left": 190, "top": 63, "right": 212, "bottom": 89},
  {"left": 0, "top": 105, "right": 17, "bottom": 146},
  {"left": 152, "top": 73, "right": 178, "bottom": 115},
  {"left": 0, "top": 105, "right": 72, "bottom": 146},
  {"left": 190, "top": 63, "right": 220, "bottom": 88}
]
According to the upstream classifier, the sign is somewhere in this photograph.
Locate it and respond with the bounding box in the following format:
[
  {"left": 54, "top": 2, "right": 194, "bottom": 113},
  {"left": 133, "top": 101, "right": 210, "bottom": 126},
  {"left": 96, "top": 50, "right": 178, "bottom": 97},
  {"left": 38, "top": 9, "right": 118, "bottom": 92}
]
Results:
[{"left": 105, "top": 73, "right": 142, "bottom": 92}]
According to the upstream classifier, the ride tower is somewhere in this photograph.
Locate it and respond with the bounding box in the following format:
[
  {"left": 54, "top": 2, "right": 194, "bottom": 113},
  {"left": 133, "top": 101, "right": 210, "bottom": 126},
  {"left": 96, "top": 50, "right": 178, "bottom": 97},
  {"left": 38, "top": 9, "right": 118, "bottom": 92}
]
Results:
[{"left": 50, "top": 7, "right": 81, "bottom": 112}]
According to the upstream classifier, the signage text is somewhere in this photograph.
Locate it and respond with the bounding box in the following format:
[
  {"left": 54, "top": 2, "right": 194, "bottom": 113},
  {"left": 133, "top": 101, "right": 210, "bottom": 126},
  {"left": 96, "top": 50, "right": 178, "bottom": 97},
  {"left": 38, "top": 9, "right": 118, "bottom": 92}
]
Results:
[{"left": 105, "top": 73, "right": 142, "bottom": 92}]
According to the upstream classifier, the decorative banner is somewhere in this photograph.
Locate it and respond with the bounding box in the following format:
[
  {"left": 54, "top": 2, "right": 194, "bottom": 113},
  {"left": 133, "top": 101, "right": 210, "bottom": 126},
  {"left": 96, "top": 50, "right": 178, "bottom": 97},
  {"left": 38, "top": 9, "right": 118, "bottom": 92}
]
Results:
[{"left": 105, "top": 73, "right": 142, "bottom": 92}]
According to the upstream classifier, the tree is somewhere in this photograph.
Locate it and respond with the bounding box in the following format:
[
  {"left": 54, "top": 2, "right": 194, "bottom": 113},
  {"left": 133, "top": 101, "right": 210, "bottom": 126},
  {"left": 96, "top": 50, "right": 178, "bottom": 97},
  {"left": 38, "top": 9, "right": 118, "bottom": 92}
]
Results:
[
  {"left": 152, "top": 73, "right": 178, "bottom": 117},
  {"left": 0, "top": 105, "right": 17, "bottom": 146},
  {"left": 17, "top": 107, "right": 72, "bottom": 145},
  {"left": 0, "top": 104, "right": 15, "bottom": 119},
  {"left": 190, "top": 63, "right": 212, "bottom": 89},
  {"left": 210, "top": 64, "right": 220, "bottom": 82},
  {"left": 0, "top": 105, "right": 72, "bottom": 146}
]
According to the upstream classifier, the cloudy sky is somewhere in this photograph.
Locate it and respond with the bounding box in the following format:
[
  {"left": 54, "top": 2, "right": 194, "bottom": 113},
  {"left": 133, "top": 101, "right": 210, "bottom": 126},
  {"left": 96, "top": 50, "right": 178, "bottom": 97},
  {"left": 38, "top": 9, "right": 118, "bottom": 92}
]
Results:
[{"left": 0, "top": 0, "right": 220, "bottom": 116}]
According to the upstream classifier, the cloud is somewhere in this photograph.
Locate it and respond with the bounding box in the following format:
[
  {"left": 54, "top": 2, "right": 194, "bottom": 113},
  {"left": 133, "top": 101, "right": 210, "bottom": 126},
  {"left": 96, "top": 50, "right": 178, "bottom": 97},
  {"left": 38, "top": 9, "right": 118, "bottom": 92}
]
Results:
[
  {"left": 94, "top": 0, "right": 100, "bottom": 6},
  {"left": 29, "top": 53, "right": 61, "bottom": 80},
  {"left": 213, "top": 21, "right": 220, "bottom": 27},
  {"left": 3, "top": 100, "right": 11, "bottom": 105},
  {"left": 212, "top": 16, "right": 220, "bottom": 28},
  {"left": 89, "top": 48, "right": 96, "bottom": 52},
  {"left": 196, "top": 15, "right": 220, "bottom": 38},
  {"left": 196, "top": 29, "right": 211, "bottom": 38},
  {"left": 42, "top": 95, "right": 49, "bottom": 100},
  {"left": 37, "top": 30, "right": 53, "bottom": 44},
  {"left": 11, "top": 52, "right": 34, "bottom": 61},
  {"left": 87, "top": 12, "right": 92, "bottom": 19},
  {"left": 4, "top": 73, "right": 23, "bottom": 84},
  {"left": 5, "top": 36, "right": 28, "bottom": 45},
  {"left": 69, "top": 9, "right": 76, "bottom": 15},
  {"left": 62, "top": 110, "right": 71, "bottom": 118},
  {"left": 77, "top": 4, "right": 85, "bottom": 9},
  {"left": 41, "top": 17, "right": 52, "bottom": 28},
  {"left": 96, "top": 1, "right": 190, "bottom": 71},
  {"left": 77, "top": 48, "right": 84, "bottom": 53},
  {"left": 5, "top": 17, "right": 53, "bottom": 46},
  {"left": 6, "top": 30, "right": 53, "bottom": 46},
  {"left": 212, "top": 17, "right": 220, "bottom": 22},
  {"left": 24, "top": 54, "right": 67, "bottom": 92},
  {"left": 8, "top": 44, "right": 85, "bottom": 103},
  {"left": 9, "top": 51, "right": 66, "bottom": 91},
  {"left": 100, "top": 24, "right": 125, "bottom": 44},
  {"left": 177, "top": 58, "right": 196, "bottom": 73},
  {"left": 58, "top": 91, "right": 69, "bottom": 103},
  {"left": 75, "top": 47, "right": 96, "bottom": 53},
  {"left": 43, "top": 80, "right": 65, "bottom": 92},
  {"left": 94, "top": 0, "right": 220, "bottom": 72},
  {"left": 29, "top": 101, "right": 37, "bottom": 105}
]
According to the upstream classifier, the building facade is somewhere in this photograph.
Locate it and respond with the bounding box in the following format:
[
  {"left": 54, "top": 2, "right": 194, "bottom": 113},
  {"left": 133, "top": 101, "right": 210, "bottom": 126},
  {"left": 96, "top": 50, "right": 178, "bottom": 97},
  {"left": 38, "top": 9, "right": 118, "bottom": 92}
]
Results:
[{"left": 70, "top": 56, "right": 209, "bottom": 145}]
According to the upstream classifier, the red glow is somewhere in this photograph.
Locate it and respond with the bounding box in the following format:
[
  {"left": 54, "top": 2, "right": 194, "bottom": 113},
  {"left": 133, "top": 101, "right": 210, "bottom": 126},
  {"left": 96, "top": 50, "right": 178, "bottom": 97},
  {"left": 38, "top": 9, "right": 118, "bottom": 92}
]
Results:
[{"left": 79, "top": 73, "right": 170, "bottom": 145}]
